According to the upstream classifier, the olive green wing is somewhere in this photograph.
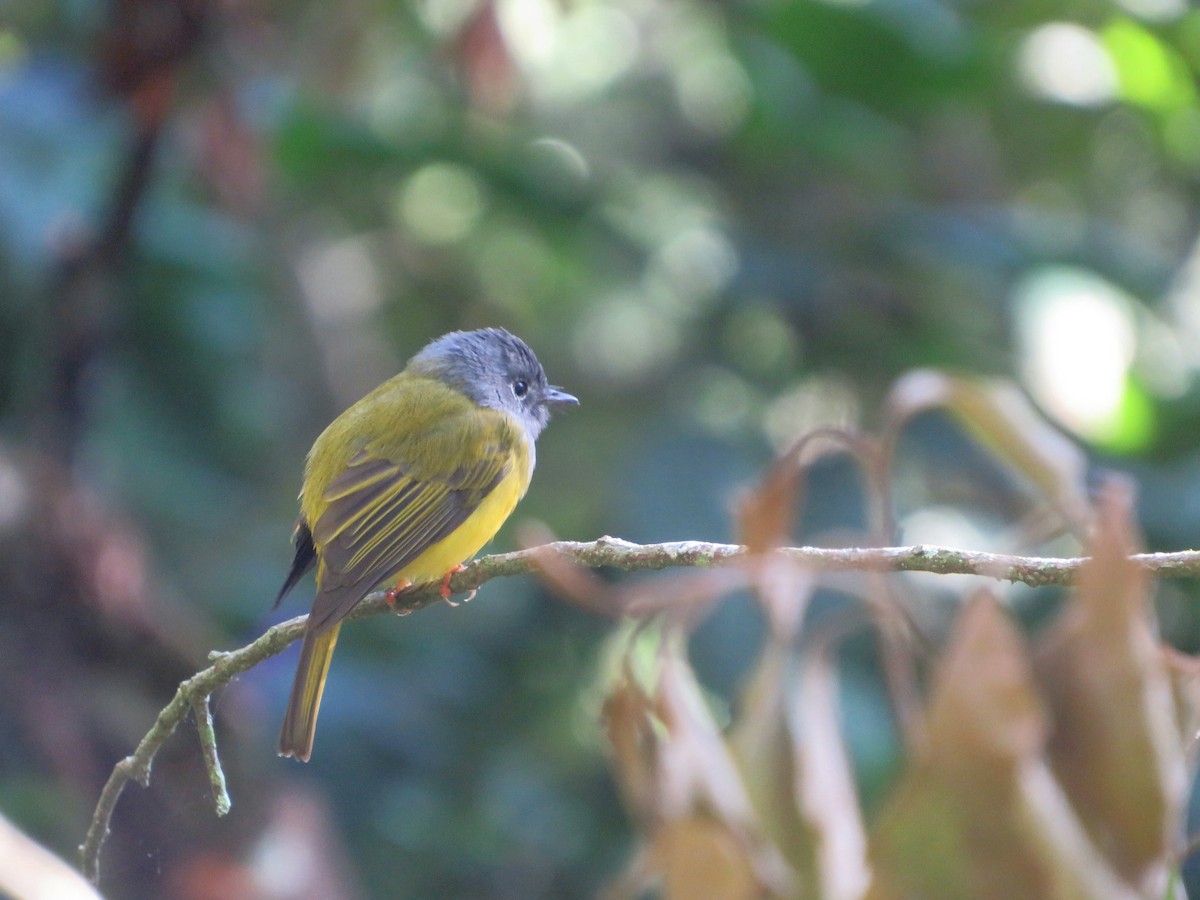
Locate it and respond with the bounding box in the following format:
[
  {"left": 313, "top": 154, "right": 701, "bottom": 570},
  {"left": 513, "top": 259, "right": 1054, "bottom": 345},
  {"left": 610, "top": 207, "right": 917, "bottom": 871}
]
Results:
[{"left": 305, "top": 425, "right": 516, "bottom": 634}]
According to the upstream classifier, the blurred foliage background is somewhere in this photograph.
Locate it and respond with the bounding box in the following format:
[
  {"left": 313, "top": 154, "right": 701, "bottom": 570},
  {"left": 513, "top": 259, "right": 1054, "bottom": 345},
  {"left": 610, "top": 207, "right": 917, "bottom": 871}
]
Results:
[{"left": 6, "top": 0, "right": 1200, "bottom": 896}]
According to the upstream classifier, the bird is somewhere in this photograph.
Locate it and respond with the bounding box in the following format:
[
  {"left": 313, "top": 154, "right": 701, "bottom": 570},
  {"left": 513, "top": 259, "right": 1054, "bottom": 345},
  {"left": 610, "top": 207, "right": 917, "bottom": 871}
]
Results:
[{"left": 276, "top": 327, "right": 577, "bottom": 761}]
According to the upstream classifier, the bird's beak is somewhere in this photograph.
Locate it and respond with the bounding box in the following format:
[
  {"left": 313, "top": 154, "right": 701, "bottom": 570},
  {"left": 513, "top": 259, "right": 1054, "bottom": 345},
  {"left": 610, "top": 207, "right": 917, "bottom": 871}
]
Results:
[{"left": 545, "top": 386, "right": 579, "bottom": 407}]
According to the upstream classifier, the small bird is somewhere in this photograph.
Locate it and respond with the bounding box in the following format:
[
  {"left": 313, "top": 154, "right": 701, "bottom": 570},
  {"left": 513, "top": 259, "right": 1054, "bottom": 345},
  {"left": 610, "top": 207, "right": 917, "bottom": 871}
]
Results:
[{"left": 276, "top": 328, "right": 576, "bottom": 761}]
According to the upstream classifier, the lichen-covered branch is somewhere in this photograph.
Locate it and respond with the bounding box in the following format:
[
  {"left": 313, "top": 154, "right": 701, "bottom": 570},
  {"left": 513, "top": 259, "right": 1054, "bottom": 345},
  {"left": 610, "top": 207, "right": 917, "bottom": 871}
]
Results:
[
  {"left": 192, "top": 696, "right": 230, "bottom": 817},
  {"left": 80, "top": 536, "right": 1200, "bottom": 883}
]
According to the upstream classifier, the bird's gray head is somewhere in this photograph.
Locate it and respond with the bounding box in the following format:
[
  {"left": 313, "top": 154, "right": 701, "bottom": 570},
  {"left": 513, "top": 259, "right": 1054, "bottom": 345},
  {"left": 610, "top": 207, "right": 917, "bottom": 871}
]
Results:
[{"left": 408, "top": 327, "right": 577, "bottom": 439}]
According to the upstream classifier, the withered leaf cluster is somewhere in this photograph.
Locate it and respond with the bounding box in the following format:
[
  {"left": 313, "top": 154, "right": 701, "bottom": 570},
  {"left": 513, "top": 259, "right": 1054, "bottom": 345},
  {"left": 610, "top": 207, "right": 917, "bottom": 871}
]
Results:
[{"left": 577, "top": 374, "right": 1200, "bottom": 900}]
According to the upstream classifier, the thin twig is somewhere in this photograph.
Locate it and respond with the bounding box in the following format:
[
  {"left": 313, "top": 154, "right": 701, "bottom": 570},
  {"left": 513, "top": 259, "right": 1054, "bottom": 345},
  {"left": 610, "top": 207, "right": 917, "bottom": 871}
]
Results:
[
  {"left": 79, "top": 536, "right": 1200, "bottom": 883},
  {"left": 191, "top": 696, "right": 231, "bottom": 817}
]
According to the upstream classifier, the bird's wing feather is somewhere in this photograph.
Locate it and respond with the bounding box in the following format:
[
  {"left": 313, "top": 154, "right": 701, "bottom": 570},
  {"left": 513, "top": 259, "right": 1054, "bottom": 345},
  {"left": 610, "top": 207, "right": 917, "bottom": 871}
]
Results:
[{"left": 304, "top": 415, "right": 517, "bottom": 634}]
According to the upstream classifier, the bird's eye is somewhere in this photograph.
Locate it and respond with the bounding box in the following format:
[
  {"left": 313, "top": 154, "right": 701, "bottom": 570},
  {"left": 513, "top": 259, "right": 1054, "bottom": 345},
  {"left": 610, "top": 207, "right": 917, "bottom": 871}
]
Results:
[{"left": 512, "top": 379, "right": 529, "bottom": 398}]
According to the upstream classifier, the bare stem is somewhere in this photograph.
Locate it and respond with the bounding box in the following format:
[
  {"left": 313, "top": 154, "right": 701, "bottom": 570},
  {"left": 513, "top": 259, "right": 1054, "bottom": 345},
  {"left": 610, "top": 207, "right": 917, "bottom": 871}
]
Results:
[
  {"left": 192, "top": 696, "right": 231, "bottom": 817},
  {"left": 79, "top": 536, "right": 1200, "bottom": 883}
]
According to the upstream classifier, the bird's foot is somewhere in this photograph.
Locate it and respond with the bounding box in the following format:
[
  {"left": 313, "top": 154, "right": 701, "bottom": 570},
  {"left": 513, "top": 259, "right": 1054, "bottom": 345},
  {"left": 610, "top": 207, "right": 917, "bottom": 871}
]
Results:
[
  {"left": 439, "top": 564, "right": 475, "bottom": 607},
  {"left": 386, "top": 579, "right": 413, "bottom": 616}
]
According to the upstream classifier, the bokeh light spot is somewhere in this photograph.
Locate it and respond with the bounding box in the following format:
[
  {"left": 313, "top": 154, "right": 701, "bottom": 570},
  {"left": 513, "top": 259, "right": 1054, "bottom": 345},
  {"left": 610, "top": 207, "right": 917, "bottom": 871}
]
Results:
[
  {"left": 649, "top": 225, "right": 738, "bottom": 313},
  {"left": 1017, "top": 23, "right": 1117, "bottom": 107},
  {"left": 1015, "top": 267, "right": 1149, "bottom": 447},
  {"left": 504, "top": 0, "right": 639, "bottom": 103},
  {"left": 689, "top": 367, "right": 756, "bottom": 435},
  {"left": 526, "top": 137, "right": 590, "bottom": 193},
  {"left": 721, "top": 305, "right": 798, "bottom": 378},
  {"left": 763, "top": 376, "right": 859, "bottom": 453},
  {"left": 1103, "top": 17, "right": 1195, "bottom": 112},
  {"left": 366, "top": 68, "right": 449, "bottom": 143},
  {"left": 297, "top": 237, "right": 383, "bottom": 323},
  {"left": 676, "top": 54, "right": 752, "bottom": 136},
  {"left": 574, "top": 296, "right": 679, "bottom": 384},
  {"left": 416, "top": 0, "right": 478, "bottom": 36},
  {"left": 396, "top": 163, "right": 486, "bottom": 246},
  {"left": 475, "top": 225, "right": 557, "bottom": 316},
  {"left": 604, "top": 172, "right": 721, "bottom": 251},
  {"left": 498, "top": 0, "right": 559, "bottom": 67},
  {"left": 1114, "top": 0, "right": 1186, "bottom": 20}
]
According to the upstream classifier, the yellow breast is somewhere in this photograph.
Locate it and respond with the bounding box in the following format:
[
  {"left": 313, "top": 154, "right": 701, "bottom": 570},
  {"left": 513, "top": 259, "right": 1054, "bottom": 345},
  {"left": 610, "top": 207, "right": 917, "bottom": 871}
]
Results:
[{"left": 395, "top": 452, "right": 531, "bottom": 585}]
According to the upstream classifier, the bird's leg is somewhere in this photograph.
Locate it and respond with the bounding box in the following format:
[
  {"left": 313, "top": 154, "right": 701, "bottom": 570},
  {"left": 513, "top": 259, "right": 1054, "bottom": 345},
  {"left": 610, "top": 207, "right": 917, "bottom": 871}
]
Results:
[
  {"left": 439, "top": 564, "right": 475, "bottom": 607},
  {"left": 385, "top": 578, "right": 413, "bottom": 616}
]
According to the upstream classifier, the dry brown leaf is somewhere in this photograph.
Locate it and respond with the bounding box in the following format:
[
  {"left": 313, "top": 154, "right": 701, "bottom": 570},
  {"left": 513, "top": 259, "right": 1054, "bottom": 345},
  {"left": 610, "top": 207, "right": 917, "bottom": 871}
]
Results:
[
  {"left": 601, "top": 629, "right": 793, "bottom": 898},
  {"left": 1162, "top": 645, "right": 1200, "bottom": 758},
  {"left": 653, "top": 639, "right": 767, "bottom": 831},
  {"left": 734, "top": 458, "right": 801, "bottom": 556},
  {"left": 1033, "top": 481, "right": 1186, "bottom": 889},
  {"left": 869, "top": 594, "right": 1137, "bottom": 900},
  {"left": 730, "top": 636, "right": 814, "bottom": 885},
  {"left": 735, "top": 427, "right": 874, "bottom": 555},
  {"left": 791, "top": 649, "right": 871, "bottom": 900},
  {"left": 602, "top": 653, "right": 661, "bottom": 823},
  {"left": 730, "top": 630, "right": 869, "bottom": 900},
  {"left": 619, "top": 569, "right": 749, "bottom": 627},
  {"left": 924, "top": 593, "right": 1046, "bottom": 766},
  {"left": 736, "top": 453, "right": 803, "bottom": 554},
  {"left": 750, "top": 555, "right": 815, "bottom": 643},
  {"left": 653, "top": 816, "right": 765, "bottom": 900},
  {"left": 0, "top": 811, "right": 102, "bottom": 900},
  {"left": 883, "top": 371, "right": 1092, "bottom": 537}
]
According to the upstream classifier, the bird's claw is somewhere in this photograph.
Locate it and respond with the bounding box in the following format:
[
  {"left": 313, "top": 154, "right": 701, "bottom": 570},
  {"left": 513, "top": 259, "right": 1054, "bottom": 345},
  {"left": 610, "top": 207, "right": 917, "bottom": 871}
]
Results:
[
  {"left": 385, "top": 579, "right": 413, "bottom": 616},
  {"left": 440, "top": 565, "right": 471, "bottom": 607}
]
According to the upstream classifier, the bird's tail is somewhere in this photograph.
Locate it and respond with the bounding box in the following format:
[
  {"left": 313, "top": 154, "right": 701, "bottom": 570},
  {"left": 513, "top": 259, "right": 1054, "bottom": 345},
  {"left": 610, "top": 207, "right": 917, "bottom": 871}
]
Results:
[{"left": 278, "top": 623, "right": 340, "bottom": 762}]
